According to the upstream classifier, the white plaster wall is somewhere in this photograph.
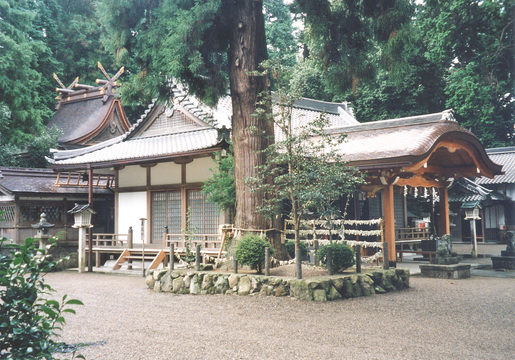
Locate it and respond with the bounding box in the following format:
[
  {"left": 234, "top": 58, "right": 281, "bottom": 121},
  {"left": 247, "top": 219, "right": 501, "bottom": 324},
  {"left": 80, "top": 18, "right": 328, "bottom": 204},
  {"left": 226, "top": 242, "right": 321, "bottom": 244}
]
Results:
[
  {"left": 118, "top": 191, "right": 147, "bottom": 243},
  {"left": 118, "top": 165, "right": 146, "bottom": 188},
  {"left": 151, "top": 162, "right": 181, "bottom": 186},
  {"left": 186, "top": 157, "right": 216, "bottom": 183},
  {"left": 505, "top": 184, "right": 515, "bottom": 201}
]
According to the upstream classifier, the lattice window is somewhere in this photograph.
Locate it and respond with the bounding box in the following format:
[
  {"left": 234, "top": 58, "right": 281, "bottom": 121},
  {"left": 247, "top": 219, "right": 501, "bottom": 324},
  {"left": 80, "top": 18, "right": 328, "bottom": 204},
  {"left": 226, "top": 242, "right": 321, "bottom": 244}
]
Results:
[
  {"left": 20, "top": 205, "right": 62, "bottom": 223},
  {"left": 188, "top": 190, "right": 220, "bottom": 234},
  {"left": 0, "top": 205, "right": 15, "bottom": 222},
  {"left": 151, "top": 191, "right": 181, "bottom": 242}
]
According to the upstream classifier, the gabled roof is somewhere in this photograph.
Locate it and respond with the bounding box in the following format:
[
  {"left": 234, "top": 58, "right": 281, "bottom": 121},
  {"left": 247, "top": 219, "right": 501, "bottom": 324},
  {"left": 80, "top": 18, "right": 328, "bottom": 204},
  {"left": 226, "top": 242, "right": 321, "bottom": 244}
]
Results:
[
  {"left": 0, "top": 168, "right": 112, "bottom": 196},
  {"left": 476, "top": 147, "right": 515, "bottom": 185},
  {"left": 449, "top": 177, "right": 504, "bottom": 203},
  {"left": 326, "top": 110, "right": 503, "bottom": 178}
]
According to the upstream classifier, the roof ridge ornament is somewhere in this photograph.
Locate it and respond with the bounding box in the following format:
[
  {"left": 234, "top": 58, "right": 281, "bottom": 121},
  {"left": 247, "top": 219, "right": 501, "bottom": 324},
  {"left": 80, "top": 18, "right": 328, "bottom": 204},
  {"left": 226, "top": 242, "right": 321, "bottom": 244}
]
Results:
[{"left": 441, "top": 109, "right": 456, "bottom": 122}]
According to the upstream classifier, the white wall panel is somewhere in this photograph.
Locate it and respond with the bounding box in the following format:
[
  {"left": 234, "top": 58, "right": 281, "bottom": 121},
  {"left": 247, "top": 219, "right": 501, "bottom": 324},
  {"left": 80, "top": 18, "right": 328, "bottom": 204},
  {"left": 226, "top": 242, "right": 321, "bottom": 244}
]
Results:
[
  {"left": 151, "top": 162, "right": 181, "bottom": 186},
  {"left": 186, "top": 157, "right": 215, "bottom": 183},
  {"left": 118, "top": 165, "right": 146, "bottom": 188},
  {"left": 118, "top": 191, "right": 147, "bottom": 243}
]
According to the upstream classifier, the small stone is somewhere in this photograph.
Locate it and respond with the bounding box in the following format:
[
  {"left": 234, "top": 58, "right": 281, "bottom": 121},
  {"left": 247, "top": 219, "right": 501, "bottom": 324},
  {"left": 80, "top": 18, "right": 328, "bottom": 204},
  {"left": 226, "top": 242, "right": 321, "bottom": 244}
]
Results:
[
  {"left": 145, "top": 274, "right": 155, "bottom": 289},
  {"left": 260, "top": 285, "right": 273, "bottom": 296},
  {"left": 201, "top": 274, "right": 213, "bottom": 290},
  {"left": 153, "top": 281, "right": 161, "bottom": 292},
  {"left": 375, "top": 286, "right": 386, "bottom": 294},
  {"left": 332, "top": 278, "right": 344, "bottom": 292},
  {"left": 161, "top": 275, "right": 172, "bottom": 292},
  {"left": 225, "top": 289, "right": 233, "bottom": 295},
  {"left": 172, "top": 277, "right": 183, "bottom": 293},
  {"left": 170, "top": 270, "right": 181, "bottom": 279},
  {"left": 228, "top": 274, "right": 239, "bottom": 288},
  {"left": 350, "top": 274, "right": 359, "bottom": 284},
  {"left": 214, "top": 276, "right": 229, "bottom": 294},
  {"left": 190, "top": 275, "right": 201, "bottom": 295},
  {"left": 327, "top": 286, "right": 342, "bottom": 301},
  {"left": 313, "top": 289, "right": 327, "bottom": 302},
  {"left": 290, "top": 280, "right": 312, "bottom": 301},
  {"left": 238, "top": 276, "right": 251, "bottom": 295},
  {"left": 275, "top": 285, "right": 288, "bottom": 297}
]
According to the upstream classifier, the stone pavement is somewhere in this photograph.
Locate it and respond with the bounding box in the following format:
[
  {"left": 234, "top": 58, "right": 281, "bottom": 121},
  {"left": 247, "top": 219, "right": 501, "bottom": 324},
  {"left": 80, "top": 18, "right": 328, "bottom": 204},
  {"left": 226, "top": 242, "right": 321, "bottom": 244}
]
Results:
[{"left": 397, "top": 242, "right": 515, "bottom": 278}]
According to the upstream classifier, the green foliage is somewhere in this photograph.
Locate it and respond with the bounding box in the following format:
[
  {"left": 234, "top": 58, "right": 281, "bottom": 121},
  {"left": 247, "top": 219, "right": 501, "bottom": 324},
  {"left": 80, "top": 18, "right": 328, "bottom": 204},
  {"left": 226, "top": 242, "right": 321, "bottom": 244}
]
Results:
[
  {"left": 285, "top": 240, "right": 308, "bottom": 260},
  {"left": 248, "top": 61, "right": 365, "bottom": 248},
  {"left": 318, "top": 243, "right": 355, "bottom": 273},
  {"left": 234, "top": 234, "right": 274, "bottom": 273},
  {"left": 0, "top": 237, "right": 84, "bottom": 359},
  {"left": 202, "top": 149, "right": 236, "bottom": 212}
]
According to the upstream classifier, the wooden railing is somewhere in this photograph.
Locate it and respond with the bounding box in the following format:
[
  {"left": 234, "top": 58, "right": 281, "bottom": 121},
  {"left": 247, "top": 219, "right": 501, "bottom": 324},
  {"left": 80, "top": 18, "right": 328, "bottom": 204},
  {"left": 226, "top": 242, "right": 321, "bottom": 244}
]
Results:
[
  {"left": 163, "top": 234, "right": 223, "bottom": 254},
  {"left": 395, "top": 227, "right": 430, "bottom": 241},
  {"left": 88, "top": 233, "right": 129, "bottom": 248}
]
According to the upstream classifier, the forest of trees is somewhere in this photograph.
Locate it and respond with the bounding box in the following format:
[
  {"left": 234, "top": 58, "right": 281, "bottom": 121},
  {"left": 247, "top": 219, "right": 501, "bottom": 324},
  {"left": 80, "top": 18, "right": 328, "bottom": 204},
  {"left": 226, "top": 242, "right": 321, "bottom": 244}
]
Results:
[{"left": 0, "top": 0, "right": 513, "bottom": 228}]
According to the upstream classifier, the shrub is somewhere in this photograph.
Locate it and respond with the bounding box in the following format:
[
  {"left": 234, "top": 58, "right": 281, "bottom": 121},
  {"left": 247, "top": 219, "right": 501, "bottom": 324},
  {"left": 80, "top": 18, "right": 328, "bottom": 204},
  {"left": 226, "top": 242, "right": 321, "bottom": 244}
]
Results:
[
  {"left": 285, "top": 241, "right": 308, "bottom": 260},
  {"left": 318, "top": 243, "right": 355, "bottom": 273},
  {"left": 0, "top": 237, "right": 84, "bottom": 359},
  {"left": 234, "top": 234, "right": 274, "bottom": 273}
]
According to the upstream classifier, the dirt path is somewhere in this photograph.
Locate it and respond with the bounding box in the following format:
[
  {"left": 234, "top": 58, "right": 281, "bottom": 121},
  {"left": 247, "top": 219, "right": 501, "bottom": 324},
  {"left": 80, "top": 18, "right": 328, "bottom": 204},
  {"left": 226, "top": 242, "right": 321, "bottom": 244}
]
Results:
[{"left": 47, "top": 271, "right": 514, "bottom": 360}]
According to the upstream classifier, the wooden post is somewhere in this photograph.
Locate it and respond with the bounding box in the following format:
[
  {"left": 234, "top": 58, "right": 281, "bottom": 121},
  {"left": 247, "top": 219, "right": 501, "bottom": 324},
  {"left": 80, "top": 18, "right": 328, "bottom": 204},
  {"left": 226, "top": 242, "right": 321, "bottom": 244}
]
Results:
[
  {"left": 471, "top": 219, "right": 478, "bottom": 258},
  {"left": 265, "top": 247, "right": 270, "bottom": 276},
  {"left": 140, "top": 218, "right": 146, "bottom": 277},
  {"left": 233, "top": 257, "right": 238, "bottom": 274},
  {"left": 88, "top": 166, "right": 93, "bottom": 272},
  {"left": 383, "top": 241, "right": 390, "bottom": 270},
  {"left": 439, "top": 186, "right": 450, "bottom": 236},
  {"left": 169, "top": 243, "right": 174, "bottom": 270},
  {"left": 195, "top": 244, "right": 201, "bottom": 271},
  {"left": 383, "top": 184, "right": 396, "bottom": 266},
  {"left": 314, "top": 240, "right": 319, "bottom": 266},
  {"left": 355, "top": 245, "right": 361, "bottom": 273},
  {"left": 127, "top": 226, "right": 133, "bottom": 270}
]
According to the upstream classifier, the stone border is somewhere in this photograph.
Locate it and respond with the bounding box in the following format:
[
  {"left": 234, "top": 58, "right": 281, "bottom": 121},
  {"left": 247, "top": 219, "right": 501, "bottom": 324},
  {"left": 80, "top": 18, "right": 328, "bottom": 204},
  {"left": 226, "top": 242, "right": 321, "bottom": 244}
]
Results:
[
  {"left": 419, "top": 264, "right": 471, "bottom": 279},
  {"left": 146, "top": 268, "right": 410, "bottom": 302}
]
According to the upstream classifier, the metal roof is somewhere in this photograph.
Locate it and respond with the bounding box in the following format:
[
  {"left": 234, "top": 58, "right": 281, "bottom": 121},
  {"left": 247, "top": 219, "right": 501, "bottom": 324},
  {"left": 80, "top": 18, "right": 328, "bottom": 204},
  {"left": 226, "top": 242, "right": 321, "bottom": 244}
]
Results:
[{"left": 476, "top": 147, "right": 515, "bottom": 184}]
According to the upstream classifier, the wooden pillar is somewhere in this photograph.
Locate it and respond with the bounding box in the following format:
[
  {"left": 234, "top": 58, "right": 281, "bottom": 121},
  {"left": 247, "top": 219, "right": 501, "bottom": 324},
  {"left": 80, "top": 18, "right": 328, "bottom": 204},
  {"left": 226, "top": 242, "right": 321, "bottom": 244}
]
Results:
[
  {"left": 383, "top": 185, "right": 396, "bottom": 264},
  {"left": 439, "top": 186, "right": 450, "bottom": 236},
  {"left": 88, "top": 166, "right": 93, "bottom": 272}
]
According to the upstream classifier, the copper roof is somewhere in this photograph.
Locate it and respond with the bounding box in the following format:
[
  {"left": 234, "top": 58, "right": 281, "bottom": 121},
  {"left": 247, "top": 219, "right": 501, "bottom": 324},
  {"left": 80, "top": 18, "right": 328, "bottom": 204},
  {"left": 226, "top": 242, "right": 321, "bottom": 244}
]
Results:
[
  {"left": 476, "top": 147, "right": 515, "bottom": 184},
  {"left": 326, "top": 110, "right": 502, "bottom": 175}
]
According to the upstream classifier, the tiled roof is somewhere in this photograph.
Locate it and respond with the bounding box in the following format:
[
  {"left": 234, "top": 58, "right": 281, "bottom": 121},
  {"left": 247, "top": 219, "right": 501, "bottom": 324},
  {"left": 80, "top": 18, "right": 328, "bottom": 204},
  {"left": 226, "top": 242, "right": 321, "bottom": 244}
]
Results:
[
  {"left": 325, "top": 110, "right": 497, "bottom": 170},
  {"left": 50, "top": 128, "right": 220, "bottom": 166},
  {"left": 449, "top": 177, "right": 504, "bottom": 203},
  {"left": 0, "top": 167, "right": 111, "bottom": 195},
  {"left": 476, "top": 147, "right": 515, "bottom": 184}
]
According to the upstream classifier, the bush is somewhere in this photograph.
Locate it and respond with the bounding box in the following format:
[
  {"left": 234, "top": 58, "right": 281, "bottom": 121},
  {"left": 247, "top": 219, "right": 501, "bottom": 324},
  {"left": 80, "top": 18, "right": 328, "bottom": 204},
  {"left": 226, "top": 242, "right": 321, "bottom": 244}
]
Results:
[
  {"left": 285, "top": 241, "right": 308, "bottom": 260},
  {"left": 234, "top": 234, "right": 274, "bottom": 273},
  {"left": 0, "top": 237, "right": 84, "bottom": 359},
  {"left": 318, "top": 243, "right": 355, "bottom": 273}
]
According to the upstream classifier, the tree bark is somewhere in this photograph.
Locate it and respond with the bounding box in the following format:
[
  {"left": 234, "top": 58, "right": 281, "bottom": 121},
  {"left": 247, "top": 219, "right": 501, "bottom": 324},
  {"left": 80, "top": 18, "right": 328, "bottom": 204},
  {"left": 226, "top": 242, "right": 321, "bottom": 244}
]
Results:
[{"left": 228, "top": 0, "right": 273, "bottom": 231}]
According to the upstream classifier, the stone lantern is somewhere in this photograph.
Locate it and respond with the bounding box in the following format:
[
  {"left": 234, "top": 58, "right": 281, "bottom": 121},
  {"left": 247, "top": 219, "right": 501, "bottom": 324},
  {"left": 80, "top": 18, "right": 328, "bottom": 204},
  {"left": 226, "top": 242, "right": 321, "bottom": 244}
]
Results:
[
  {"left": 68, "top": 204, "right": 96, "bottom": 273},
  {"left": 31, "top": 212, "right": 55, "bottom": 250}
]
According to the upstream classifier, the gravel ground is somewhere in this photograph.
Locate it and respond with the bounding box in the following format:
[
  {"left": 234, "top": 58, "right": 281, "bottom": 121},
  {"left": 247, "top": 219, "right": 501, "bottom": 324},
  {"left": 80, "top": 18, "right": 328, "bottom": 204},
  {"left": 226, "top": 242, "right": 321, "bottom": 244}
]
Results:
[{"left": 46, "top": 271, "right": 514, "bottom": 360}]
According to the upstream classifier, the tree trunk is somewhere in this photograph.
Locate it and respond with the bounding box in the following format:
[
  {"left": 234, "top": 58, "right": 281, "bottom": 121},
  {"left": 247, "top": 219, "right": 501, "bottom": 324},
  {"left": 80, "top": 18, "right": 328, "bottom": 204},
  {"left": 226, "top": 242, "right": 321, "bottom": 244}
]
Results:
[{"left": 228, "top": 0, "right": 273, "bottom": 231}]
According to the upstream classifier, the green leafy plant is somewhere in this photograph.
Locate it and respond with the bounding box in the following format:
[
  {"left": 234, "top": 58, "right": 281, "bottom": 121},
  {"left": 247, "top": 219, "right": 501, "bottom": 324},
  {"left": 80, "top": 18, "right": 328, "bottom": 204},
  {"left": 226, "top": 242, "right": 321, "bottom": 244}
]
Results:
[
  {"left": 318, "top": 243, "right": 355, "bottom": 273},
  {"left": 0, "top": 237, "right": 84, "bottom": 359},
  {"left": 234, "top": 234, "right": 274, "bottom": 273},
  {"left": 285, "top": 241, "right": 308, "bottom": 261}
]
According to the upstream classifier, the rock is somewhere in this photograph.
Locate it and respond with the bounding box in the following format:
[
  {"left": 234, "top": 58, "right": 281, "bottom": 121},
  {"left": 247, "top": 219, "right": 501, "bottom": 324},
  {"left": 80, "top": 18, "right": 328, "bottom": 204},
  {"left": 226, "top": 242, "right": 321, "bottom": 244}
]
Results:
[
  {"left": 370, "top": 271, "right": 383, "bottom": 284},
  {"left": 201, "top": 264, "right": 214, "bottom": 271},
  {"left": 375, "top": 286, "right": 386, "bottom": 294},
  {"left": 172, "top": 277, "right": 183, "bottom": 293},
  {"left": 214, "top": 276, "right": 229, "bottom": 294},
  {"left": 327, "top": 286, "right": 342, "bottom": 301},
  {"left": 161, "top": 275, "right": 172, "bottom": 292},
  {"left": 153, "top": 269, "right": 167, "bottom": 281},
  {"left": 260, "top": 285, "right": 273, "bottom": 296},
  {"left": 269, "top": 277, "right": 283, "bottom": 286},
  {"left": 238, "top": 276, "right": 251, "bottom": 295},
  {"left": 145, "top": 274, "right": 155, "bottom": 289},
  {"left": 352, "top": 283, "right": 362, "bottom": 297},
  {"left": 189, "top": 275, "right": 201, "bottom": 295},
  {"left": 183, "top": 274, "right": 191, "bottom": 289},
  {"left": 340, "top": 279, "right": 353, "bottom": 298},
  {"left": 361, "top": 282, "right": 372, "bottom": 296},
  {"left": 349, "top": 274, "right": 359, "bottom": 285},
  {"left": 170, "top": 270, "right": 182, "bottom": 279},
  {"left": 225, "top": 289, "right": 233, "bottom": 295},
  {"left": 201, "top": 274, "right": 213, "bottom": 290},
  {"left": 153, "top": 281, "right": 161, "bottom": 292},
  {"left": 275, "top": 285, "right": 288, "bottom": 297},
  {"left": 251, "top": 277, "right": 262, "bottom": 293},
  {"left": 362, "top": 274, "right": 374, "bottom": 285},
  {"left": 228, "top": 274, "right": 239, "bottom": 288},
  {"left": 332, "top": 278, "right": 344, "bottom": 293},
  {"left": 290, "top": 280, "right": 312, "bottom": 301},
  {"left": 313, "top": 289, "right": 327, "bottom": 302}
]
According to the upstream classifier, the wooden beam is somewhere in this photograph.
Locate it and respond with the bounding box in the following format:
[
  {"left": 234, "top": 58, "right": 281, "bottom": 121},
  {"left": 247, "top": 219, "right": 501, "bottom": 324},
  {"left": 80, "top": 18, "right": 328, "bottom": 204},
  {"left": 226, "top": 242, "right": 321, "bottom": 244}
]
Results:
[{"left": 383, "top": 184, "right": 397, "bottom": 264}]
